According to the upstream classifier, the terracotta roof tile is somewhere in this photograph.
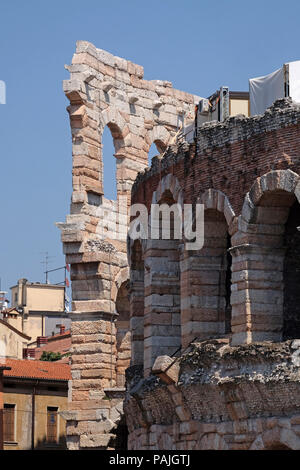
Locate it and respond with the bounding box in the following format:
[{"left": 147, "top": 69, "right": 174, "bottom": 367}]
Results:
[{"left": 1, "top": 359, "right": 71, "bottom": 381}]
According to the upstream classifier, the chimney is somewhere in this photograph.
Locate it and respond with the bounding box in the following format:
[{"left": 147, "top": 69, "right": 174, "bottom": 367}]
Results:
[
  {"left": 37, "top": 336, "right": 48, "bottom": 347},
  {"left": 60, "top": 325, "right": 65, "bottom": 335},
  {"left": 23, "top": 348, "right": 36, "bottom": 359}
]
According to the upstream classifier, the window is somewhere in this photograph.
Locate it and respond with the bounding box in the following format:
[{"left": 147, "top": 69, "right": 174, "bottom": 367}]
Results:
[
  {"left": 47, "top": 407, "right": 58, "bottom": 443},
  {"left": 102, "top": 125, "right": 117, "bottom": 200},
  {"left": 148, "top": 141, "right": 166, "bottom": 167},
  {"left": 3, "top": 404, "right": 15, "bottom": 442}
]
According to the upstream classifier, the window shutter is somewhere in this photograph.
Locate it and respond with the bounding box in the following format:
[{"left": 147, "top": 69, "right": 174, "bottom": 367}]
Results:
[
  {"left": 3, "top": 404, "right": 15, "bottom": 442},
  {"left": 47, "top": 407, "right": 58, "bottom": 443}
]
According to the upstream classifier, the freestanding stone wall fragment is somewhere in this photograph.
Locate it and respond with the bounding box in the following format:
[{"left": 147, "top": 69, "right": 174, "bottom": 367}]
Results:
[{"left": 58, "top": 41, "right": 201, "bottom": 449}]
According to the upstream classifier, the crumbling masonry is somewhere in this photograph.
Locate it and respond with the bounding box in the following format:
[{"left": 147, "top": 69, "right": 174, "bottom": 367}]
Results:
[
  {"left": 58, "top": 41, "right": 200, "bottom": 449},
  {"left": 59, "top": 41, "right": 300, "bottom": 450}
]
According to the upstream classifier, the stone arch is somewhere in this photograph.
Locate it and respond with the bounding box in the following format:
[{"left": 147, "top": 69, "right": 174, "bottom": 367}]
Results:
[
  {"left": 250, "top": 427, "right": 300, "bottom": 450},
  {"left": 127, "top": 219, "right": 148, "bottom": 260},
  {"left": 151, "top": 173, "right": 183, "bottom": 206},
  {"left": 240, "top": 169, "right": 300, "bottom": 224},
  {"left": 112, "top": 267, "right": 129, "bottom": 303},
  {"left": 231, "top": 169, "right": 300, "bottom": 345},
  {"left": 147, "top": 125, "right": 172, "bottom": 155},
  {"left": 198, "top": 433, "right": 228, "bottom": 450},
  {"left": 100, "top": 107, "right": 129, "bottom": 153},
  {"left": 199, "top": 189, "right": 236, "bottom": 227},
  {"left": 101, "top": 107, "right": 127, "bottom": 137}
]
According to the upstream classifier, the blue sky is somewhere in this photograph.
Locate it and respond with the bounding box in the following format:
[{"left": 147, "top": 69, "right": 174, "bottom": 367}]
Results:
[{"left": 0, "top": 0, "right": 300, "bottom": 298}]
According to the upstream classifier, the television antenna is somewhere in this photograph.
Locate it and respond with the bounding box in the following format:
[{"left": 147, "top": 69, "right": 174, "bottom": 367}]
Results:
[{"left": 40, "top": 252, "right": 56, "bottom": 283}]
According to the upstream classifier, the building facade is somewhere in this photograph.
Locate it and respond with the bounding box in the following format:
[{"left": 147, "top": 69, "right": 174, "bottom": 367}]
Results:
[
  {"left": 0, "top": 319, "right": 31, "bottom": 359},
  {"left": 1, "top": 359, "right": 70, "bottom": 450},
  {"left": 9, "top": 279, "right": 70, "bottom": 338}
]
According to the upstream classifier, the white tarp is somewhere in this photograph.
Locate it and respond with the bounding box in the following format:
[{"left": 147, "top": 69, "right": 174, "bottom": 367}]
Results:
[
  {"left": 249, "top": 61, "right": 300, "bottom": 115},
  {"left": 289, "top": 61, "right": 300, "bottom": 103},
  {"left": 249, "top": 67, "right": 285, "bottom": 116}
]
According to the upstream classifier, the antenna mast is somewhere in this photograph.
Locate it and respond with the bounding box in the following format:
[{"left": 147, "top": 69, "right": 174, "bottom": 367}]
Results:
[{"left": 40, "top": 252, "right": 55, "bottom": 283}]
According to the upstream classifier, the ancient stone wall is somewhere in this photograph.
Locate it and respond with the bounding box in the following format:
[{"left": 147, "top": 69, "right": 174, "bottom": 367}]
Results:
[
  {"left": 126, "top": 99, "right": 300, "bottom": 449},
  {"left": 58, "top": 41, "right": 201, "bottom": 449},
  {"left": 125, "top": 340, "right": 300, "bottom": 450}
]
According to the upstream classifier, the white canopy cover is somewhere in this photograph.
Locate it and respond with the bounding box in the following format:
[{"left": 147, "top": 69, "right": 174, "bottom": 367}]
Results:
[{"left": 249, "top": 61, "right": 300, "bottom": 115}]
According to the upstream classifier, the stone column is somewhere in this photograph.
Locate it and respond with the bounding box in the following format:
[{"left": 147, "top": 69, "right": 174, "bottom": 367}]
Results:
[
  {"left": 129, "top": 275, "right": 144, "bottom": 367},
  {"left": 180, "top": 211, "right": 230, "bottom": 349},
  {"left": 230, "top": 244, "right": 284, "bottom": 345},
  {"left": 144, "top": 240, "right": 181, "bottom": 376},
  {"left": 128, "top": 240, "right": 145, "bottom": 367},
  {"left": 180, "top": 249, "right": 227, "bottom": 349}
]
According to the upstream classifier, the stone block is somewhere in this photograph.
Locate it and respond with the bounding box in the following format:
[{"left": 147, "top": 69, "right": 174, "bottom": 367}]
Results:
[
  {"left": 80, "top": 433, "right": 115, "bottom": 448},
  {"left": 152, "top": 355, "right": 180, "bottom": 384}
]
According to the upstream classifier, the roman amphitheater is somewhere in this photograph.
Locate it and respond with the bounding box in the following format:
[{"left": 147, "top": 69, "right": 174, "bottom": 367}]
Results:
[{"left": 58, "top": 41, "right": 300, "bottom": 450}]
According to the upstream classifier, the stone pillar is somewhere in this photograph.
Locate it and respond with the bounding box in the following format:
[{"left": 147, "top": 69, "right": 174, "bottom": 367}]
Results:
[
  {"left": 230, "top": 244, "right": 285, "bottom": 345},
  {"left": 63, "top": 251, "right": 121, "bottom": 449},
  {"left": 181, "top": 250, "right": 226, "bottom": 349},
  {"left": 129, "top": 240, "right": 144, "bottom": 367},
  {"left": 115, "top": 280, "right": 131, "bottom": 387},
  {"left": 129, "top": 278, "right": 144, "bottom": 368},
  {"left": 181, "top": 212, "right": 230, "bottom": 349},
  {"left": 144, "top": 240, "right": 181, "bottom": 376}
]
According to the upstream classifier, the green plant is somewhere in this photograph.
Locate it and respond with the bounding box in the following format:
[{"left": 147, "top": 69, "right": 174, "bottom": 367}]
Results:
[{"left": 40, "top": 351, "right": 63, "bottom": 362}]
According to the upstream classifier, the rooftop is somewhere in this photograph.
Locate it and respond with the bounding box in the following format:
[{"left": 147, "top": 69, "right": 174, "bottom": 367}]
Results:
[{"left": 1, "top": 358, "right": 71, "bottom": 381}]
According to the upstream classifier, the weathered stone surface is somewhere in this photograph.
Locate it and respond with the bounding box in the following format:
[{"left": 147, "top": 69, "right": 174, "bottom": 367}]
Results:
[
  {"left": 152, "top": 355, "right": 180, "bottom": 384},
  {"left": 125, "top": 339, "right": 300, "bottom": 450},
  {"left": 58, "top": 41, "right": 200, "bottom": 450}
]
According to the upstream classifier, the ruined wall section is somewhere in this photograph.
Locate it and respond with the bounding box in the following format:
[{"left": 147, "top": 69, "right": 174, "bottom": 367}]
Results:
[
  {"left": 132, "top": 99, "right": 300, "bottom": 215},
  {"left": 129, "top": 99, "right": 300, "bottom": 352},
  {"left": 58, "top": 41, "right": 201, "bottom": 449},
  {"left": 125, "top": 340, "right": 300, "bottom": 450}
]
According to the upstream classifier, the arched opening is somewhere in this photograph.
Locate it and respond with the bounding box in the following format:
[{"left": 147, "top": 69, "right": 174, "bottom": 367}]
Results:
[
  {"left": 251, "top": 189, "right": 297, "bottom": 342},
  {"left": 101, "top": 123, "right": 123, "bottom": 200},
  {"left": 129, "top": 240, "right": 144, "bottom": 367},
  {"left": 283, "top": 200, "right": 300, "bottom": 339},
  {"left": 144, "top": 189, "right": 182, "bottom": 376},
  {"left": 102, "top": 125, "right": 117, "bottom": 200},
  {"left": 148, "top": 140, "right": 166, "bottom": 166},
  {"left": 235, "top": 185, "right": 300, "bottom": 343},
  {"left": 181, "top": 207, "right": 231, "bottom": 348},
  {"left": 115, "top": 280, "right": 130, "bottom": 387},
  {"left": 225, "top": 232, "right": 232, "bottom": 334},
  {"left": 205, "top": 209, "right": 231, "bottom": 335},
  {"left": 114, "top": 415, "right": 129, "bottom": 450}
]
